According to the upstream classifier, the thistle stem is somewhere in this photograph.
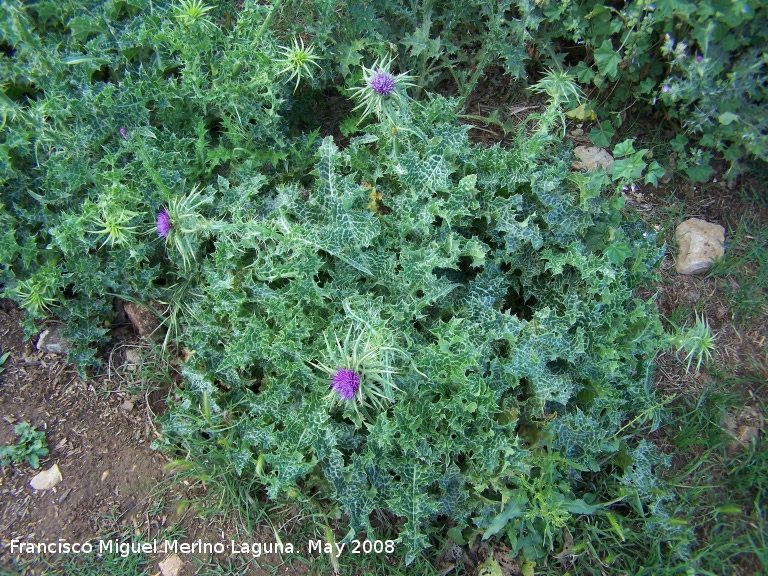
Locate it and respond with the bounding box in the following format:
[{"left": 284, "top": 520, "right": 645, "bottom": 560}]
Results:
[{"left": 254, "top": 0, "right": 283, "bottom": 42}]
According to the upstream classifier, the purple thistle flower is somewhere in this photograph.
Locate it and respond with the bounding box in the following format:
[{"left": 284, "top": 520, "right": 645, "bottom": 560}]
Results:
[
  {"left": 696, "top": 54, "right": 703, "bottom": 62},
  {"left": 331, "top": 368, "right": 361, "bottom": 400},
  {"left": 369, "top": 72, "right": 396, "bottom": 96},
  {"left": 156, "top": 209, "right": 172, "bottom": 238},
  {"left": 661, "top": 85, "right": 670, "bottom": 93},
  {"left": 119, "top": 127, "right": 127, "bottom": 139}
]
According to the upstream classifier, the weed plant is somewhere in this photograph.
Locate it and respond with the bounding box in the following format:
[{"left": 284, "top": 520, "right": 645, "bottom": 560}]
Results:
[
  {"left": 0, "top": 422, "right": 49, "bottom": 469},
  {"left": 151, "top": 84, "right": 674, "bottom": 564},
  {"left": 708, "top": 214, "right": 768, "bottom": 324},
  {"left": 1, "top": 0, "right": 309, "bottom": 367},
  {"left": 2, "top": 0, "right": 764, "bottom": 573},
  {"left": 269, "top": 0, "right": 768, "bottom": 176}
]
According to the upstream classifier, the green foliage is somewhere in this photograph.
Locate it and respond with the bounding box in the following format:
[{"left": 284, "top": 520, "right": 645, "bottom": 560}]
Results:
[
  {"left": 273, "top": 0, "right": 545, "bottom": 102},
  {"left": 530, "top": 68, "right": 584, "bottom": 108},
  {"left": 276, "top": 37, "right": 323, "bottom": 93},
  {"left": 0, "top": 422, "right": 49, "bottom": 469},
  {"left": 277, "top": 0, "right": 768, "bottom": 174},
  {"left": 1, "top": 0, "right": 710, "bottom": 569},
  {"left": 0, "top": 0, "right": 296, "bottom": 366},
  {"left": 0, "top": 351, "right": 9, "bottom": 372},
  {"left": 609, "top": 138, "right": 666, "bottom": 188},
  {"left": 154, "top": 93, "right": 669, "bottom": 564},
  {"left": 667, "top": 312, "right": 717, "bottom": 373},
  {"left": 708, "top": 213, "right": 768, "bottom": 323},
  {"left": 539, "top": 0, "right": 768, "bottom": 175},
  {"left": 555, "top": 378, "right": 767, "bottom": 576}
]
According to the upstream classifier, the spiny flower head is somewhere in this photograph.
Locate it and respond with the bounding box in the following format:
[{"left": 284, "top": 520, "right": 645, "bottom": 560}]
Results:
[
  {"left": 369, "top": 72, "right": 396, "bottom": 96},
  {"left": 331, "top": 368, "right": 361, "bottom": 401},
  {"left": 529, "top": 68, "right": 585, "bottom": 106},
  {"left": 310, "top": 324, "right": 405, "bottom": 423},
  {"left": 276, "top": 37, "right": 322, "bottom": 92},
  {"left": 349, "top": 56, "right": 414, "bottom": 123},
  {"left": 157, "top": 209, "right": 172, "bottom": 238}
]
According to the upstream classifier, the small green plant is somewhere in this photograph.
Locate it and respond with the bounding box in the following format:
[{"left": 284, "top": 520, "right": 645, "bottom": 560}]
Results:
[
  {"left": 173, "top": 0, "right": 215, "bottom": 27},
  {"left": 610, "top": 138, "right": 666, "bottom": 188},
  {"left": 276, "top": 37, "right": 322, "bottom": 92},
  {"left": 530, "top": 67, "right": 585, "bottom": 107},
  {"left": 668, "top": 312, "right": 717, "bottom": 373},
  {"left": 0, "top": 351, "right": 10, "bottom": 373},
  {"left": 0, "top": 422, "right": 49, "bottom": 469}
]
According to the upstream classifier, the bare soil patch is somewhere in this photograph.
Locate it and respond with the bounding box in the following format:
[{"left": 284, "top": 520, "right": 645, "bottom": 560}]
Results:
[
  {"left": 0, "top": 301, "right": 168, "bottom": 571},
  {"left": 0, "top": 301, "right": 309, "bottom": 575}
]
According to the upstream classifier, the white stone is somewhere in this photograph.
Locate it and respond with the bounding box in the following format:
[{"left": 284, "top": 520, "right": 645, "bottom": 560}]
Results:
[
  {"left": 675, "top": 218, "right": 725, "bottom": 275},
  {"left": 36, "top": 327, "right": 70, "bottom": 354},
  {"left": 159, "top": 554, "right": 184, "bottom": 576},
  {"left": 30, "top": 464, "right": 62, "bottom": 490},
  {"left": 124, "top": 348, "right": 142, "bottom": 372},
  {"left": 571, "top": 146, "right": 614, "bottom": 171}
]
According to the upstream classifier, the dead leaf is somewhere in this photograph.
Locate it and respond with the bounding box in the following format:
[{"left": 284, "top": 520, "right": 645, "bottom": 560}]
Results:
[
  {"left": 477, "top": 556, "right": 503, "bottom": 576},
  {"left": 553, "top": 527, "right": 574, "bottom": 559}
]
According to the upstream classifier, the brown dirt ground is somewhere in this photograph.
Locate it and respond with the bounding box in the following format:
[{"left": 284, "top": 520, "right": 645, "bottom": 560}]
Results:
[{"left": 0, "top": 302, "right": 310, "bottom": 576}]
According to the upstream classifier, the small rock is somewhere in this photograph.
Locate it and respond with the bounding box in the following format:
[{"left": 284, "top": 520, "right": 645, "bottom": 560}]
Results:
[
  {"left": 159, "top": 553, "right": 184, "bottom": 576},
  {"left": 675, "top": 218, "right": 725, "bottom": 275},
  {"left": 724, "top": 406, "right": 764, "bottom": 454},
  {"left": 124, "top": 348, "right": 142, "bottom": 372},
  {"left": 36, "top": 327, "right": 70, "bottom": 355},
  {"left": 120, "top": 400, "right": 134, "bottom": 412},
  {"left": 123, "top": 301, "right": 162, "bottom": 337},
  {"left": 30, "top": 464, "right": 63, "bottom": 490},
  {"left": 572, "top": 146, "right": 614, "bottom": 171}
]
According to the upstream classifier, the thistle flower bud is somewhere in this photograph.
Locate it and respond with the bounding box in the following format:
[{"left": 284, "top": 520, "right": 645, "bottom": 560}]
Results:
[
  {"left": 157, "top": 209, "right": 172, "bottom": 238},
  {"left": 369, "top": 72, "right": 396, "bottom": 96},
  {"left": 331, "top": 368, "right": 361, "bottom": 400}
]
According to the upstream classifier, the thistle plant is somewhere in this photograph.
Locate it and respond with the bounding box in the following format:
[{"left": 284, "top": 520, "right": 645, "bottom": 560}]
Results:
[
  {"left": 12, "top": 264, "right": 61, "bottom": 316},
  {"left": 530, "top": 68, "right": 585, "bottom": 107},
  {"left": 310, "top": 324, "right": 402, "bottom": 418},
  {"left": 87, "top": 202, "right": 138, "bottom": 248},
  {"left": 348, "top": 56, "right": 415, "bottom": 125},
  {"left": 668, "top": 312, "right": 717, "bottom": 373},
  {"left": 173, "top": 0, "right": 215, "bottom": 27},
  {"left": 528, "top": 67, "right": 586, "bottom": 141},
  {"left": 156, "top": 209, "right": 172, "bottom": 238},
  {"left": 157, "top": 188, "right": 283, "bottom": 270},
  {"left": 276, "top": 37, "right": 322, "bottom": 92},
  {"left": 158, "top": 186, "right": 212, "bottom": 270},
  {"left": 154, "top": 98, "right": 671, "bottom": 563}
]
